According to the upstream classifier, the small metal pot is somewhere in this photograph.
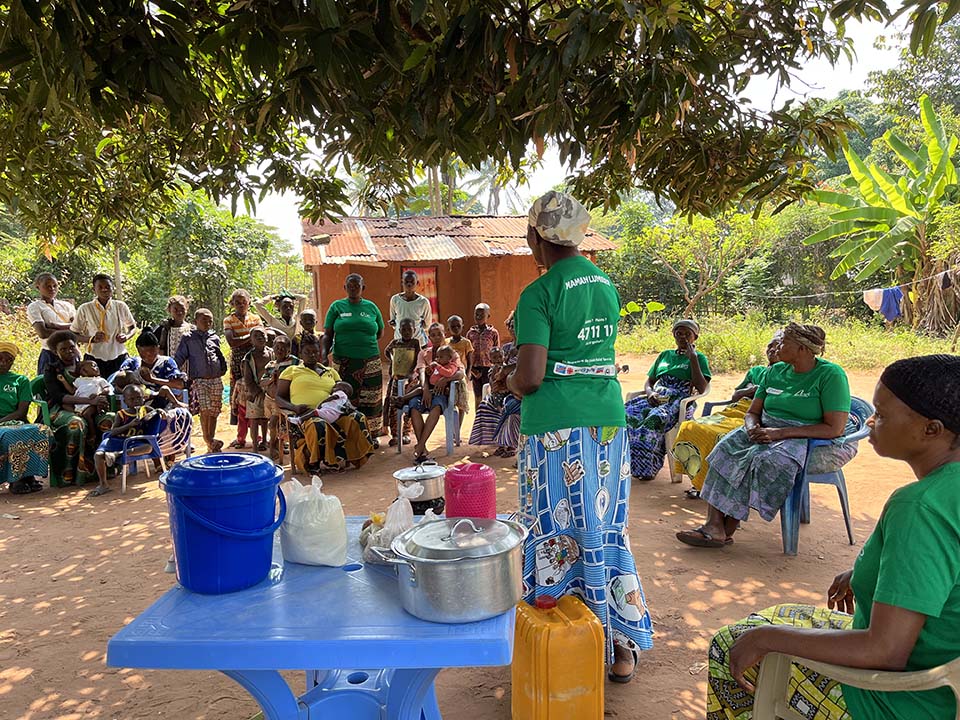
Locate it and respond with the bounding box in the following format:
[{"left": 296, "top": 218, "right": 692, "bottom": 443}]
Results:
[
  {"left": 393, "top": 461, "right": 446, "bottom": 502},
  {"left": 380, "top": 517, "right": 528, "bottom": 624}
]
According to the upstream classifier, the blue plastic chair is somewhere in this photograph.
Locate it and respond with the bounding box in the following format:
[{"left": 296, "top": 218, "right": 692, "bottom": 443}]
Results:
[
  {"left": 779, "top": 396, "right": 874, "bottom": 556},
  {"left": 102, "top": 412, "right": 167, "bottom": 494}
]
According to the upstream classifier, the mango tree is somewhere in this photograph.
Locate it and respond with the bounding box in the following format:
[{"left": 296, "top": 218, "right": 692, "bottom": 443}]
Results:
[{"left": 804, "top": 95, "right": 959, "bottom": 334}]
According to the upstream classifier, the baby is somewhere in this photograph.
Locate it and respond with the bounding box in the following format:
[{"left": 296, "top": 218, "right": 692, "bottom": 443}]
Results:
[
  {"left": 65, "top": 360, "right": 113, "bottom": 422},
  {"left": 429, "top": 346, "right": 459, "bottom": 386},
  {"left": 313, "top": 381, "right": 356, "bottom": 423}
]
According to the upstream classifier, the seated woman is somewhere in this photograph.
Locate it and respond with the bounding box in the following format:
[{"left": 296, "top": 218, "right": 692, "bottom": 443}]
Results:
[
  {"left": 469, "top": 346, "right": 522, "bottom": 457},
  {"left": 625, "top": 319, "right": 711, "bottom": 481},
  {"left": 672, "top": 333, "right": 782, "bottom": 499},
  {"left": 677, "top": 323, "right": 855, "bottom": 548},
  {"left": 0, "top": 342, "right": 48, "bottom": 494},
  {"left": 708, "top": 354, "right": 960, "bottom": 720},
  {"left": 43, "top": 331, "right": 114, "bottom": 486},
  {"left": 397, "top": 322, "right": 465, "bottom": 462},
  {"left": 274, "top": 335, "right": 374, "bottom": 472}
]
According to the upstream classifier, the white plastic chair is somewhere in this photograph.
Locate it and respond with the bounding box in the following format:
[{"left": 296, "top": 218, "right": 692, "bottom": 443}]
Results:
[
  {"left": 754, "top": 652, "right": 960, "bottom": 720},
  {"left": 626, "top": 382, "right": 711, "bottom": 483},
  {"left": 398, "top": 369, "right": 460, "bottom": 457}
]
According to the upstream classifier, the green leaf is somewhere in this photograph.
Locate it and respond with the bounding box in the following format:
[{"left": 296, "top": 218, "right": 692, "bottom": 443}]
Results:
[
  {"left": 869, "top": 164, "right": 915, "bottom": 217},
  {"left": 311, "top": 0, "right": 340, "bottom": 30},
  {"left": 843, "top": 146, "right": 885, "bottom": 207},
  {"left": 625, "top": 300, "right": 641, "bottom": 313},
  {"left": 804, "top": 219, "right": 863, "bottom": 245},
  {"left": 95, "top": 136, "right": 116, "bottom": 158},
  {"left": 885, "top": 131, "right": 925, "bottom": 175},
  {"left": 807, "top": 189, "right": 859, "bottom": 208},
  {"left": 645, "top": 300, "right": 666, "bottom": 312},
  {"left": 403, "top": 43, "right": 431, "bottom": 72},
  {"left": 411, "top": 0, "right": 427, "bottom": 25}
]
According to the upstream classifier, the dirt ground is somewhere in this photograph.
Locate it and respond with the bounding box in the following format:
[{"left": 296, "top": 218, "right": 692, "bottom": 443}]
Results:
[{"left": 0, "top": 353, "right": 905, "bottom": 720}]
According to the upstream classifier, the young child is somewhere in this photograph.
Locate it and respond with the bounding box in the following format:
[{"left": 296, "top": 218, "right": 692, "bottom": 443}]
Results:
[
  {"left": 446, "top": 315, "right": 473, "bottom": 436},
  {"left": 174, "top": 308, "right": 228, "bottom": 453},
  {"left": 429, "top": 346, "right": 459, "bottom": 384},
  {"left": 89, "top": 384, "right": 159, "bottom": 497},
  {"left": 64, "top": 359, "right": 113, "bottom": 424},
  {"left": 314, "top": 381, "right": 356, "bottom": 423},
  {"left": 223, "top": 288, "right": 263, "bottom": 448},
  {"left": 260, "top": 334, "right": 299, "bottom": 461},
  {"left": 466, "top": 303, "right": 500, "bottom": 406},
  {"left": 158, "top": 295, "right": 193, "bottom": 358},
  {"left": 383, "top": 317, "right": 421, "bottom": 446},
  {"left": 242, "top": 327, "right": 273, "bottom": 452},
  {"left": 292, "top": 308, "right": 319, "bottom": 357}
]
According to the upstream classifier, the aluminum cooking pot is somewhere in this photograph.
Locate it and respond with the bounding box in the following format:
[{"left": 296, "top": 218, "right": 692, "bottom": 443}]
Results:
[
  {"left": 379, "top": 517, "right": 528, "bottom": 623},
  {"left": 393, "top": 460, "right": 445, "bottom": 502}
]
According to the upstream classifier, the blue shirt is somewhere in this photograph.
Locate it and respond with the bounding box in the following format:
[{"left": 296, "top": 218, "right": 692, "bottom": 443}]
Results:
[
  {"left": 119, "top": 355, "right": 187, "bottom": 404},
  {"left": 174, "top": 330, "right": 227, "bottom": 380}
]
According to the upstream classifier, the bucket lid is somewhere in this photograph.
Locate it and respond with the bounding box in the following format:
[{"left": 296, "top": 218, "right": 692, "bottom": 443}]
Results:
[
  {"left": 393, "top": 460, "right": 446, "bottom": 482},
  {"left": 391, "top": 517, "right": 527, "bottom": 561},
  {"left": 161, "top": 453, "right": 283, "bottom": 496}
]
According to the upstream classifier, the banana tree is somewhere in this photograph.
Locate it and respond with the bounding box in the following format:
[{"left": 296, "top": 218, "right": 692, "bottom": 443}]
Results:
[{"left": 804, "top": 95, "right": 959, "bottom": 333}]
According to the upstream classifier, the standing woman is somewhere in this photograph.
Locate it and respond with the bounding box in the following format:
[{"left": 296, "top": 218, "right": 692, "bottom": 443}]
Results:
[
  {"left": 70, "top": 273, "right": 135, "bottom": 378},
  {"left": 508, "top": 191, "right": 653, "bottom": 683},
  {"left": 26, "top": 273, "right": 76, "bottom": 375},
  {"left": 321, "top": 273, "right": 385, "bottom": 441}
]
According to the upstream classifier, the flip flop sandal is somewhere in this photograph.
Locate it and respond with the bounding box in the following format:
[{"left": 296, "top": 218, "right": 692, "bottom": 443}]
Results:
[
  {"left": 675, "top": 526, "right": 729, "bottom": 548},
  {"left": 608, "top": 645, "right": 640, "bottom": 684},
  {"left": 256, "top": 442, "right": 268, "bottom": 452},
  {"left": 86, "top": 486, "right": 113, "bottom": 498},
  {"left": 8, "top": 479, "right": 32, "bottom": 495},
  {"left": 401, "top": 435, "right": 412, "bottom": 445},
  {"left": 499, "top": 449, "right": 516, "bottom": 458},
  {"left": 684, "top": 488, "right": 701, "bottom": 499},
  {"left": 388, "top": 437, "right": 399, "bottom": 447},
  {"left": 210, "top": 439, "right": 225, "bottom": 453},
  {"left": 228, "top": 440, "right": 246, "bottom": 449},
  {"left": 413, "top": 453, "right": 431, "bottom": 464}
]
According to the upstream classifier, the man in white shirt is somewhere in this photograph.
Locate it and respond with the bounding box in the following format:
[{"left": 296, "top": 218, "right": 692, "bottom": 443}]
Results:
[
  {"left": 71, "top": 273, "right": 136, "bottom": 377},
  {"left": 26, "top": 272, "right": 76, "bottom": 374},
  {"left": 389, "top": 270, "right": 431, "bottom": 346}
]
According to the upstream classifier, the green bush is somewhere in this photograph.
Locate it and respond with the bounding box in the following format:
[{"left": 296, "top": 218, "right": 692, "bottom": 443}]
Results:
[{"left": 616, "top": 314, "right": 953, "bottom": 373}]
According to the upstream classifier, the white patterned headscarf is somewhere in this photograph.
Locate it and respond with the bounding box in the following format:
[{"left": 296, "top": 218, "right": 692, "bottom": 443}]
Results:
[{"left": 527, "top": 191, "right": 590, "bottom": 247}]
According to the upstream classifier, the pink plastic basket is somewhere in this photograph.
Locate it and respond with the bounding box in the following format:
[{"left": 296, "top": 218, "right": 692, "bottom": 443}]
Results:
[{"left": 444, "top": 463, "right": 497, "bottom": 519}]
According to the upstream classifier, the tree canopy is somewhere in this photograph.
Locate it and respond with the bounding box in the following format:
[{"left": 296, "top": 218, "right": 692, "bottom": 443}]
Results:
[{"left": 3, "top": 0, "right": 944, "bottom": 248}]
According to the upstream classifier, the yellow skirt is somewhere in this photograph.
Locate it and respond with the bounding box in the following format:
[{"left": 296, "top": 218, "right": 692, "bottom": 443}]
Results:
[{"left": 671, "top": 398, "right": 751, "bottom": 490}]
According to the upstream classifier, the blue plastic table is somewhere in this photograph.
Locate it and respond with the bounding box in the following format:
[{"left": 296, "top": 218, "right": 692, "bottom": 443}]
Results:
[{"left": 107, "top": 517, "right": 515, "bottom": 720}]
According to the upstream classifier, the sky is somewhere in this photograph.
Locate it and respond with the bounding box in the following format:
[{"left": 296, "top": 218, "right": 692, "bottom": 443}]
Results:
[{"left": 251, "top": 14, "right": 908, "bottom": 252}]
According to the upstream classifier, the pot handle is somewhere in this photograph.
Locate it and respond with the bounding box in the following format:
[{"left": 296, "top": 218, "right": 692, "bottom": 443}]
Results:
[
  {"left": 441, "top": 517, "right": 483, "bottom": 543},
  {"left": 369, "top": 546, "right": 409, "bottom": 566}
]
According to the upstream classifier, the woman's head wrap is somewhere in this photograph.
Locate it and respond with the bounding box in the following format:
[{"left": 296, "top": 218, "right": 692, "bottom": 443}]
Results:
[
  {"left": 881, "top": 355, "right": 960, "bottom": 435},
  {"left": 527, "top": 191, "right": 590, "bottom": 247},
  {"left": 672, "top": 319, "right": 700, "bottom": 336},
  {"left": 0, "top": 341, "right": 19, "bottom": 358},
  {"left": 783, "top": 322, "right": 826, "bottom": 355}
]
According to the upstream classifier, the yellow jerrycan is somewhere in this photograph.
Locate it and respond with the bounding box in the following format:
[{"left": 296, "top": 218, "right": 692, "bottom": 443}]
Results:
[{"left": 511, "top": 595, "right": 605, "bottom": 720}]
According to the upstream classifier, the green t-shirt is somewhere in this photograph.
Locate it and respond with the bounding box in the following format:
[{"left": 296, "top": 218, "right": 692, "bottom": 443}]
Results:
[
  {"left": 646, "top": 350, "right": 711, "bottom": 383},
  {"left": 844, "top": 462, "right": 960, "bottom": 720},
  {"left": 735, "top": 365, "right": 766, "bottom": 390},
  {"left": 0, "top": 372, "right": 31, "bottom": 417},
  {"left": 323, "top": 298, "right": 384, "bottom": 359},
  {"left": 514, "top": 255, "right": 625, "bottom": 435},
  {"left": 755, "top": 358, "right": 850, "bottom": 424}
]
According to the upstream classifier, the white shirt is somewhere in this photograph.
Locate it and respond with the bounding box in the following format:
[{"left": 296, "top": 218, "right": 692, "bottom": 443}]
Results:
[
  {"left": 71, "top": 299, "right": 136, "bottom": 361},
  {"left": 72, "top": 377, "right": 113, "bottom": 411},
  {"left": 26, "top": 298, "right": 76, "bottom": 329},
  {"left": 389, "top": 293, "right": 431, "bottom": 344},
  {"left": 253, "top": 299, "right": 305, "bottom": 340}
]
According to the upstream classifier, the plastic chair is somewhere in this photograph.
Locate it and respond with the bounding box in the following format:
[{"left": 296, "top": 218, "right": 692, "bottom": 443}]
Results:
[
  {"left": 104, "top": 413, "right": 167, "bottom": 494},
  {"left": 398, "top": 369, "right": 459, "bottom": 457},
  {"left": 625, "top": 381, "right": 711, "bottom": 483},
  {"left": 754, "top": 651, "right": 960, "bottom": 720},
  {"left": 29, "top": 376, "right": 52, "bottom": 426},
  {"left": 778, "top": 396, "right": 874, "bottom": 556}
]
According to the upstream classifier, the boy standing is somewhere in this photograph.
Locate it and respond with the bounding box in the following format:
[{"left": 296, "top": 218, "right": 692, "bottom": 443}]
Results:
[
  {"left": 446, "top": 314, "right": 473, "bottom": 435},
  {"left": 389, "top": 270, "right": 431, "bottom": 346},
  {"left": 71, "top": 273, "right": 136, "bottom": 377},
  {"left": 466, "top": 303, "right": 500, "bottom": 406},
  {"left": 223, "top": 289, "right": 263, "bottom": 448},
  {"left": 242, "top": 327, "right": 273, "bottom": 452},
  {"left": 175, "top": 308, "right": 228, "bottom": 453}
]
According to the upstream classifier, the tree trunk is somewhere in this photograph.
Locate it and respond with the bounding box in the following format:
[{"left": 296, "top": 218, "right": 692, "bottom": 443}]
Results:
[{"left": 113, "top": 241, "right": 123, "bottom": 300}]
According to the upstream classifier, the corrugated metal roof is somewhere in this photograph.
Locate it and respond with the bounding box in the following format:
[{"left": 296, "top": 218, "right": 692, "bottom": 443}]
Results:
[{"left": 301, "top": 215, "right": 616, "bottom": 266}]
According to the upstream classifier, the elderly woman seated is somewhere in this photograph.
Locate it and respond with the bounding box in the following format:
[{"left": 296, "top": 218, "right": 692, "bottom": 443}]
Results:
[
  {"left": 274, "top": 334, "right": 374, "bottom": 472},
  {"left": 672, "top": 332, "right": 782, "bottom": 499},
  {"left": 0, "top": 342, "right": 48, "bottom": 494},
  {"left": 625, "top": 318, "right": 711, "bottom": 481},
  {"left": 677, "top": 323, "right": 857, "bottom": 548},
  {"left": 706, "top": 354, "right": 960, "bottom": 720}
]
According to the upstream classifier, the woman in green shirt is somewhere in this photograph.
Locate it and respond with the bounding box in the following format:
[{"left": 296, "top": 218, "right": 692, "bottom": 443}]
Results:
[
  {"left": 508, "top": 191, "right": 652, "bottom": 683},
  {"left": 678, "top": 323, "right": 854, "bottom": 548},
  {"left": 321, "top": 273, "right": 385, "bottom": 441},
  {"left": 625, "top": 319, "right": 712, "bottom": 481},
  {"left": 0, "top": 341, "right": 48, "bottom": 494},
  {"left": 707, "top": 354, "right": 960, "bottom": 720}
]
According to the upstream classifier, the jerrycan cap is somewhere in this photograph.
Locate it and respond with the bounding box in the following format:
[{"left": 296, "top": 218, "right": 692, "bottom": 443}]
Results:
[{"left": 534, "top": 595, "right": 557, "bottom": 610}]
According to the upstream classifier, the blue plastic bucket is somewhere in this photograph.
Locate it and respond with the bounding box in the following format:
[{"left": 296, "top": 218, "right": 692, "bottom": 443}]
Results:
[{"left": 160, "top": 453, "right": 286, "bottom": 594}]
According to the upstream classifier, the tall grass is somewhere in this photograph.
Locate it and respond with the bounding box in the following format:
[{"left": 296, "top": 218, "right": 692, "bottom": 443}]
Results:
[{"left": 616, "top": 314, "right": 954, "bottom": 373}]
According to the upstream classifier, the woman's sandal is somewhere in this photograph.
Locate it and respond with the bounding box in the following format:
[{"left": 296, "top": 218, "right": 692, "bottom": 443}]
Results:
[
  {"left": 8, "top": 479, "right": 33, "bottom": 495},
  {"left": 388, "top": 437, "right": 399, "bottom": 447},
  {"left": 608, "top": 644, "right": 640, "bottom": 684},
  {"left": 675, "top": 526, "right": 733, "bottom": 548},
  {"left": 684, "top": 488, "right": 701, "bottom": 499},
  {"left": 210, "top": 439, "right": 225, "bottom": 453},
  {"left": 228, "top": 439, "right": 246, "bottom": 449},
  {"left": 413, "top": 452, "right": 431, "bottom": 464},
  {"left": 86, "top": 486, "right": 113, "bottom": 498}
]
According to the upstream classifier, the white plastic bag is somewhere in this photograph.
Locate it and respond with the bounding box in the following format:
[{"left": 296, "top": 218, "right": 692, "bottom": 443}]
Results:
[
  {"left": 280, "top": 476, "right": 347, "bottom": 566},
  {"left": 361, "top": 481, "right": 421, "bottom": 563}
]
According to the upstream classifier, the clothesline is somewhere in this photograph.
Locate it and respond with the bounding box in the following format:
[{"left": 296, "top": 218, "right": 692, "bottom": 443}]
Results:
[{"left": 761, "top": 267, "right": 955, "bottom": 301}]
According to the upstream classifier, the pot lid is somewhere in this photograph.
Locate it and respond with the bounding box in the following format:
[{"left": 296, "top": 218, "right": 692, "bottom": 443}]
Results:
[
  {"left": 393, "top": 460, "right": 446, "bottom": 482},
  {"left": 392, "top": 517, "right": 527, "bottom": 561}
]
